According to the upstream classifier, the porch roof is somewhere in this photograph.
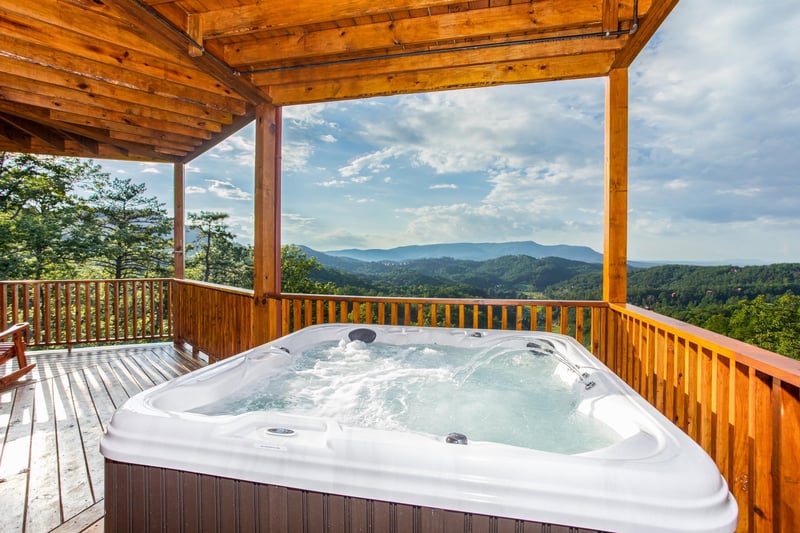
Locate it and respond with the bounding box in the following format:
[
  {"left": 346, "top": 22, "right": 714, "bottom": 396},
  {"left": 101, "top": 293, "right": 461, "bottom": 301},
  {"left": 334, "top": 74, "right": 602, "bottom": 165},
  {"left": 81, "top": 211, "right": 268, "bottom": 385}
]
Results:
[{"left": 0, "top": 0, "right": 677, "bottom": 163}]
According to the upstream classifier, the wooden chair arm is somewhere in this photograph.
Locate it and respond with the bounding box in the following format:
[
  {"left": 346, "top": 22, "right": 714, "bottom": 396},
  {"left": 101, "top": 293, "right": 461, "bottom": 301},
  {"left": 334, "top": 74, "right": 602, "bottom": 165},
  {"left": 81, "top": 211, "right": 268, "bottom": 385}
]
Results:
[{"left": 0, "top": 322, "right": 30, "bottom": 340}]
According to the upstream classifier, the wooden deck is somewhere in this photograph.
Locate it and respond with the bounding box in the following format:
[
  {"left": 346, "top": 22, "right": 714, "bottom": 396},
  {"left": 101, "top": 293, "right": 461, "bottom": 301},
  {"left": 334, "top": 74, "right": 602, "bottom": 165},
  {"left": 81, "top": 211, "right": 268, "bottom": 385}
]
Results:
[{"left": 0, "top": 343, "right": 206, "bottom": 532}]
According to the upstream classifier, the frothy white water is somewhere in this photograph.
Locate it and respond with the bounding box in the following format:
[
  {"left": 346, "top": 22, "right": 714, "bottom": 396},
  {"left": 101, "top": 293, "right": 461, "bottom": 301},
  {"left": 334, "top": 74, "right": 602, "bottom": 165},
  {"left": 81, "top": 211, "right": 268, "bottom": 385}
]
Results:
[{"left": 191, "top": 338, "right": 620, "bottom": 453}]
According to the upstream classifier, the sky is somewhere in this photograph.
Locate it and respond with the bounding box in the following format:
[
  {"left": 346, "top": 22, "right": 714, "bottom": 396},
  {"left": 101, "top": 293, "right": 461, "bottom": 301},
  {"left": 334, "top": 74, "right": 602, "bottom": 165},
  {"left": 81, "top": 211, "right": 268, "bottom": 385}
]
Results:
[{"left": 99, "top": 0, "right": 800, "bottom": 265}]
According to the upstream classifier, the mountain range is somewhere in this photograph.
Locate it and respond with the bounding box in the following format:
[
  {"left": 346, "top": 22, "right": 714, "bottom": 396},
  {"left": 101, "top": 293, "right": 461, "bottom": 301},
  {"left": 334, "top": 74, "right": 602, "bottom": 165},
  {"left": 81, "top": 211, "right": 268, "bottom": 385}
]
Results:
[{"left": 318, "top": 241, "right": 603, "bottom": 264}]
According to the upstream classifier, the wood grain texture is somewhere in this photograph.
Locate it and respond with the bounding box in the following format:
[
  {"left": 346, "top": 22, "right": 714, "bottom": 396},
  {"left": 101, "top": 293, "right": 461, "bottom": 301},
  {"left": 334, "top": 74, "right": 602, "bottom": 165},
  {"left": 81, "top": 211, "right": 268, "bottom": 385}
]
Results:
[{"left": 0, "top": 343, "right": 204, "bottom": 532}]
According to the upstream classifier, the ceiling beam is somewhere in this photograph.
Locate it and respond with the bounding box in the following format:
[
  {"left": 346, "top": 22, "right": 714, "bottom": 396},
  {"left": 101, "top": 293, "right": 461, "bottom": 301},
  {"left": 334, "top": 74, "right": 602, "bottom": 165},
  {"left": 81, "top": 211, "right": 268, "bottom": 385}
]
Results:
[
  {"left": 0, "top": 112, "right": 65, "bottom": 150},
  {"left": 250, "top": 33, "right": 626, "bottom": 88},
  {"left": 199, "top": 0, "right": 467, "bottom": 38},
  {"left": 613, "top": 0, "right": 679, "bottom": 68},
  {"left": 268, "top": 51, "right": 615, "bottom": 105},
  {"left": 225, "top": 2, "right": 603, "bottom": 68},
  {"left": 109, "top": 0, "right": 272, "bottom": 106}
]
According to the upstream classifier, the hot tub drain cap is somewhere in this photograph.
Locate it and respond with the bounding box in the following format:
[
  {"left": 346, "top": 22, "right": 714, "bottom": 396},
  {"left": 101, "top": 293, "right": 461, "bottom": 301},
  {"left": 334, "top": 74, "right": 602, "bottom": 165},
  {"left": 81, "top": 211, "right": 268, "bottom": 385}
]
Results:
[{"left": 445, "top": 432, "right": 468, "bottom": 445}]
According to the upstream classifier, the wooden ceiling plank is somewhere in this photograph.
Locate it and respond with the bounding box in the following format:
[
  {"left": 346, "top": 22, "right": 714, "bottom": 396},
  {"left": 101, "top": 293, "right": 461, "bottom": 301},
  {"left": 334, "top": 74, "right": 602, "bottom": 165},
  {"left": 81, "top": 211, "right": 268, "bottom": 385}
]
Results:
[
  {"left": 0, "top": 88, "right": 214, "bottom": 144},
  {"left": 180, "top": 105, "right": 256, "bottom": 163},
  {"left": 0, "top": 112, "right": 66, "bottom": 150},
  {"left": 0, "top": 100, "right": 204, "bottom": 149},
  {"left": 200, "top": 0, "right": 469, "bottom": 37},
  {"left": 224, "top": 2, "right": 603, "bottom": 67},
  {"left": 0, "top": 100, "right": 183, "bottom": 161},
  {"left": 268, "top": 51, "right": 615, "bottom": 105},
  {"left": 108, "top": 0, "right": 272, "bottom": 105},
  {"left": 110, "top": 131, "right": 197, "bottom": 153},
  {"left": 250, "top": 33, "right": 626, "bottom": 87},
  {"left": 0, "top": 122, "right": 32, "bottom": 151},
  {"left": 51, "top": 111, "right": 202, "bottom": 152},
  {"left": 0, "top": 73, "right": 225, "bottom": 136},
  {"left": 0, "top": 55, "right": 235, "bottom": 126},
  {"left": 613, "top": 0, "right": 679, "bottom": 68},
  {"left": 0, "top": 13, "right": 242, "bottom": 102},
  {"left": 0, "top": 35, "right": 246, "bottom": 115}
]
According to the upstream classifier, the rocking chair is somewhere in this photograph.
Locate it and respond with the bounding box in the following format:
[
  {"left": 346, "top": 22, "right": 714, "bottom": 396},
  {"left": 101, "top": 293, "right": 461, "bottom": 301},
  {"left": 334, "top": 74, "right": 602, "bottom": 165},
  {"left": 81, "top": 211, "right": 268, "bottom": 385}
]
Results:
[{"left": 0, "top": 323, "right": 35, "bottom": 387}]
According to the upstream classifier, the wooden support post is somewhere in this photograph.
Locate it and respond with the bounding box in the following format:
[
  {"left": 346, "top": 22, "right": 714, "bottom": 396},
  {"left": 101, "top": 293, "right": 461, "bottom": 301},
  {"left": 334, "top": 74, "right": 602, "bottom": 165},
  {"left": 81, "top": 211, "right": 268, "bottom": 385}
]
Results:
[
  {"left": 603, "top": 68, "right": 628, "bottom": 304},
  {"left": 173, "top": 163, "right": 185, "bottom": 280},
  {"left": 253, "top": 104, "right": 282, "bottom": 345}
]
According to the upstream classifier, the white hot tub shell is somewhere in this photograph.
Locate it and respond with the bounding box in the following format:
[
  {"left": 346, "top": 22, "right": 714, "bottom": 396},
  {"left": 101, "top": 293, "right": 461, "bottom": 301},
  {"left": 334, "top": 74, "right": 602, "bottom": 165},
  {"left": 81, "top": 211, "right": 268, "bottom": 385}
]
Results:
[{"left": 101, "top": 324, "right": 737, "bottom": 532}]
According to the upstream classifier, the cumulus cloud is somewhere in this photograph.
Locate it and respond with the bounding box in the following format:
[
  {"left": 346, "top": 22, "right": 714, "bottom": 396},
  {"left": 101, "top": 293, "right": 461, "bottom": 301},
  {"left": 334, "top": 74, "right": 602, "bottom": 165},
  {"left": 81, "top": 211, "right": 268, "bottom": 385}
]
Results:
[
  {"left": 206, "top": 179, "right": 251, "bottom": 200},
  {"left": 186, "top": 186, "right": 206, "bottom": 194},
  {"left": 430, "top": 184, "right": 457, "bottom": 190}
]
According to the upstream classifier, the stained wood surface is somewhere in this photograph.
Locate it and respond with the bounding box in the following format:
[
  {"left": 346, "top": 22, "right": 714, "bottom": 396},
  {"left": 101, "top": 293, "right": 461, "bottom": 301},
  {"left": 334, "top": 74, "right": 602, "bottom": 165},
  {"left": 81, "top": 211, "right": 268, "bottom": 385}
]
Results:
[
  {"left": 0, "top": 0, "right": 677, "bottom": 162},
  {"left": 0, "top": 343, "right": 205, "bottom": 532}
]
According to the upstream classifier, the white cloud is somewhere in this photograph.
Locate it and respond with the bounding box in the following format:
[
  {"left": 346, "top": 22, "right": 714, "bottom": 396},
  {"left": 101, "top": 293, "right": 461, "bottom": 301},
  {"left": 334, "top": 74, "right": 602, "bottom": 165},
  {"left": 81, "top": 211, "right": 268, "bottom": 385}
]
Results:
[
  {"left": 186, "top": 186, "right": 206, "bottom": 194},
  {"left": 140, "top": 164, "right": 162, "bottom": 174},
  {"left": 430, "top": 184, "right": 457, "bottom": 190},
  {"left": 320, "top": 134, "right": 337, "bottom": 143},
  {"left": 283, "top": 141, "right": 314, "bottom": 172},
  {"left": 206, "top": 179, "right": 251, "bottom": 200},
  {"left": 338, "top": 148, "right": 398, "bottom": 178},
  {"left": 317, "top": 179, "right": 348, "bottom": 187}
]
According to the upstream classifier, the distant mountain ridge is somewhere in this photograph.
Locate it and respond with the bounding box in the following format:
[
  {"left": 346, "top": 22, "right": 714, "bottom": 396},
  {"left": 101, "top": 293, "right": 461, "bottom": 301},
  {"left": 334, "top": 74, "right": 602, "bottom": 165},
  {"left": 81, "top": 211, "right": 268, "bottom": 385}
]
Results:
[{"left": 320, "top": 241, "right": 603, "bottom": 264}]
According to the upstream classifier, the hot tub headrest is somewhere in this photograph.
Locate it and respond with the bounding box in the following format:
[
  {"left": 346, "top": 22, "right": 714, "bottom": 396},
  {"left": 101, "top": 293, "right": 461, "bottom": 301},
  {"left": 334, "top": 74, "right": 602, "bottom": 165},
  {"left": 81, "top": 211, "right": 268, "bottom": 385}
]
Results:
[{"left": 348, "top": 328, "right": 377, "bottom": 343}]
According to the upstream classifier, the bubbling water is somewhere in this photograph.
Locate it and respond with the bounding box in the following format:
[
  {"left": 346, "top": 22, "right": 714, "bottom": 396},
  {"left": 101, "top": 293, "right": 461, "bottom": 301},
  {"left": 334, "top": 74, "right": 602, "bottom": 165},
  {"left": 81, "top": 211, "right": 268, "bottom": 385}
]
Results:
[{"left": 191, "top": 338, "right": 621, "bottom": 453}]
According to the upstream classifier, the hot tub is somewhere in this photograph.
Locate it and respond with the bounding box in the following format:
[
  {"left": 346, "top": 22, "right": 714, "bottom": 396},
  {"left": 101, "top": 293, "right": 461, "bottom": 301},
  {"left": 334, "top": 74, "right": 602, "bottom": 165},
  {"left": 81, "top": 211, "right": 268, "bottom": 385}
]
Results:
[{"left": 100, "top": 324, "right": 737, "bottom": 532}]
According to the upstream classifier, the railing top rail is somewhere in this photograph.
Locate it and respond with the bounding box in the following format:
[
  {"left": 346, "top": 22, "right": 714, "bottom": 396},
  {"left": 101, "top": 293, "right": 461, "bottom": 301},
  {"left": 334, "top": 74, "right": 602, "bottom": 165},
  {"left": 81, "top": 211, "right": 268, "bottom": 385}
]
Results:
[
  {"left": 612, "top": 303, "right": 800, "bottom": 386},
  {"left": 172, "top": 278, "right": 254, "bottom": 297},
  {"left": 275, "top": 293, "right": 607, "bottom": 307},
  {"left": 1, "top": 278, "right": 173, "bottom": 284}
]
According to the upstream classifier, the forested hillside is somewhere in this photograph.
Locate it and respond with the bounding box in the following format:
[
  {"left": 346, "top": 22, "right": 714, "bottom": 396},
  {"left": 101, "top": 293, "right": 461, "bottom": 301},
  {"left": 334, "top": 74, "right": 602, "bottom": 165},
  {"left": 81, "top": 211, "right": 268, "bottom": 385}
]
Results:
[{"left": 3, "top": 153, "right": 797, "bottom": 359}]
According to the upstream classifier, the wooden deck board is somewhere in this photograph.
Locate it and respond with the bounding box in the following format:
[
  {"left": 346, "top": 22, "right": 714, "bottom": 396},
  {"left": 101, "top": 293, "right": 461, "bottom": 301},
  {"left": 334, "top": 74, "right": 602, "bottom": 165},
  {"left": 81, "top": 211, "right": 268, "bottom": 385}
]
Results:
[{"left": 0, "top": 343, "right": 205, "bottom": 532}]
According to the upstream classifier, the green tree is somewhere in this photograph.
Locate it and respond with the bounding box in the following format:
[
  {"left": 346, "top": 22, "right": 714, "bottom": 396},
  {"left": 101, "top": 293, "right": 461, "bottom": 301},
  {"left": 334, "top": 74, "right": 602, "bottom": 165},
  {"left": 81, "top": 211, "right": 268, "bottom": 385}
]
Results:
[
  {"left": 0, "top": 152, "right": 98, "bottom": 279},
  {"left": 728, "top": 293, "right": 800, "bottom": 359},
  {"left": 86, "top": 175, "right": 172, "bottom": 278},
  {"left": 281, "top": 244, "right": 336, "bottom": 294},
  {"left": 186, "top": 211, "right": 252, "bottom": 285}
]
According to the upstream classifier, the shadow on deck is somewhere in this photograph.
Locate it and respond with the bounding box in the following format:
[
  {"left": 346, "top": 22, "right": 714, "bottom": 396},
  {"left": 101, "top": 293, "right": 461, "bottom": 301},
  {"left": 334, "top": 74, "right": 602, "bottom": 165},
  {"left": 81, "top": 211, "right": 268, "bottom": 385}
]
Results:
[{"left": 0, "top": 343, "right": 206, "bottom": 532}]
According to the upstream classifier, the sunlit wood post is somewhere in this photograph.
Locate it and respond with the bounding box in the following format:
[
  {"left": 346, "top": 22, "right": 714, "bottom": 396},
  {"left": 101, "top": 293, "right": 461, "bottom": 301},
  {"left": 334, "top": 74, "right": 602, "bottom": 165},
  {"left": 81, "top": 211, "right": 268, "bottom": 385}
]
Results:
[
  {"left": 603, "top": 67, "right": 628, "bottom": 304},
  {"left": 173, "top": 163, "right": 185, "bottom": 279},
  {"left": 253, "top": 103, "right": 282, "bottom": 344}
]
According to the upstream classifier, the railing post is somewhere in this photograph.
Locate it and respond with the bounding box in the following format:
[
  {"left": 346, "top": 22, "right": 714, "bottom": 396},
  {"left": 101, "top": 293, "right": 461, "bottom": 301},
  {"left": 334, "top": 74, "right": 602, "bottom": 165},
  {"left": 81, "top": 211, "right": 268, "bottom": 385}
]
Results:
[
  {"left": 603, "top": 67, "right": 628, "bottom": 304},
  {"left": 253, "top": 103, "right": 282, "bottom": 345}
]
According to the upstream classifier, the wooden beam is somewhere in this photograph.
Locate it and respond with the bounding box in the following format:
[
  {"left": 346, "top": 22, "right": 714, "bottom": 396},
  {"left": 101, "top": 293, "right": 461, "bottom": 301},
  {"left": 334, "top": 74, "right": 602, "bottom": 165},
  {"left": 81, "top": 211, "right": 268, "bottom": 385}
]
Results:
[
  {"left": 268, "top": 51, "right": 615, "bottom": 105},
  {"left": 602, "top": 0, "right": 620, "bottom": 35},
  {"left": 250, "top": 34, "right": 626, "bottom": 88},
  {"left": 200, "top": 0, "right": 467, "bottom": 37},
  {"left": 252, "top": 104, "right": 282, "bottom": 345},
  {"left": 180, "top": 107, "right": 257, "bottom": 164},
  {"left": 0, "top": 17, "right": 237, "bottom": 101},
  {"left": 613, "top": 0, "right": 680, "bottom": 68},
  {"left": 603, "top": 68, "right": 628, "bottom": 304},
  {"left": 0, "top": 112, "right": 65, "bottom": 150},
  {"left": 224, "top": 3, "right": 603, "bottom": 67},
  {"left": 174, "top": 163, "right": 185, "bottom": 279},
  {"left": 109, "top": 0, "right": 272, "bottom": 105}
]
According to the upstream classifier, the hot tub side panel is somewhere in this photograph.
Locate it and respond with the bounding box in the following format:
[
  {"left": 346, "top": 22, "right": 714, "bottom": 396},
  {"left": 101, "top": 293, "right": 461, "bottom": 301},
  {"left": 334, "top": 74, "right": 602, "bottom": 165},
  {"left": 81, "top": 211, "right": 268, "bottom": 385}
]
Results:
[{"left": 104, "top": 459, "right": 608, "bottom": 533}]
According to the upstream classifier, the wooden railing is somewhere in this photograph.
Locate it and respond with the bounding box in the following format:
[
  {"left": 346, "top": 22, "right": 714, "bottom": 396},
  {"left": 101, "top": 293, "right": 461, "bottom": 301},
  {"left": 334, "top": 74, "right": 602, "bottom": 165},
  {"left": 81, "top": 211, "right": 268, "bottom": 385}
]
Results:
[
  {"left": 172, "top": 279, "right": 254, "bottom": 362},
  {"left": 277, "top": 293, "right": 605, "bottom": 349},
  {"left": 1, "top": 279, "right": 172, "bottom": 348},
  {"left": 4, "top": 278, "right": 799, "bottom": 531},
  {"left": 600, "top": 304, "right": 800, "bottom": 533}
]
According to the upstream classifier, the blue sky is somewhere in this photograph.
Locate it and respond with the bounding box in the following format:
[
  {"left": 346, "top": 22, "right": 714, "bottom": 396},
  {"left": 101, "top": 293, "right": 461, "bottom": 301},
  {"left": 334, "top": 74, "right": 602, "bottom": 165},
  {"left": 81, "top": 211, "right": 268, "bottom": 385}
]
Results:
[{"left": 100, "top": 0, "right": 799, "bottom": 265}]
